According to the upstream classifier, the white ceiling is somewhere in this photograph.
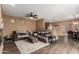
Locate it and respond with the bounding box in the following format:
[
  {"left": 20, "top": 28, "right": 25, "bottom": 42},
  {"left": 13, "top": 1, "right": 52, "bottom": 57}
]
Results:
[{"left": 2, "top": 4, "right": 79, "bottom": 22}]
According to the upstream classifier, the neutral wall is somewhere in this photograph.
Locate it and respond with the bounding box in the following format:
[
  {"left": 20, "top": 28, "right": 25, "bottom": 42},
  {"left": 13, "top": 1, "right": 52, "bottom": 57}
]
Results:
[
  {"left": 3, "top": 14, "right": 78, "bottom": 36},
  {"left": 0, "top": 5, "right": 3, "bottom": 54},
  {"left": 3, "top": 15, "right": 36, "bottom": 36},
  {"left": 51, "top": 19, "right": 79, "bottom": 36},
  {"left": 36, "top": 18, "right": 45, "bottom": 31},
  {"left": 0, "top": 5, "right": 1, "bottom": 19}
]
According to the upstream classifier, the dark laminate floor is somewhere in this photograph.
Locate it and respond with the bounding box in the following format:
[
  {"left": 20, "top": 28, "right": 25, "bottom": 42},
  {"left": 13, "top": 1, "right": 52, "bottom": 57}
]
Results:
[
  {"left": 3, "top": 36, "right": 79, "bottom": 54},
  {"left": 3, "top": 41, "right": 20, "bottom": 54},
  {"left": 32, "top": 38, "right": 79, "bottom": 54}
]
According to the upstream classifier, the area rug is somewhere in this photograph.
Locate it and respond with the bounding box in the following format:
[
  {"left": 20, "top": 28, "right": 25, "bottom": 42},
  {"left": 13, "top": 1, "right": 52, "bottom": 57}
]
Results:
[{"left": 15, "top": 40, "right": 49, "bottom": 54}]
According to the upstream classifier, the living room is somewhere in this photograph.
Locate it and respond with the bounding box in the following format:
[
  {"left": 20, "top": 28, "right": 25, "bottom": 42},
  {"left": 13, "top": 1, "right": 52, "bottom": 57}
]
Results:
[{"left": 0, "top": 4, "right": 79, "bottom": 54}]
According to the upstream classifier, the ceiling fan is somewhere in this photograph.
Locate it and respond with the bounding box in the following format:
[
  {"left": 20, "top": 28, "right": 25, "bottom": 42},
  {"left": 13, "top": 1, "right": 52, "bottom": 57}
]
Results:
[{"left": 25, "top": 12, "right": 38, "bottom": 19}]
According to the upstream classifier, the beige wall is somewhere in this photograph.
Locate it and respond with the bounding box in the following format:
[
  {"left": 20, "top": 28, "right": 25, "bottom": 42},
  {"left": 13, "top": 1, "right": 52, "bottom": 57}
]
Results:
[
  {"left": 3, "top": 15, "right": 46, "bottom": 36},
  {"left": 52, "top": 19, "right": 79, "bottom": 36},
  {"left": 3, "top": 15, "right": 36, "bottom": 36},
  {"left": 0, "top": 5, "right": 3, "bottom": 29},
  {"left": 0, "top": 5, "right": 1, "bottom": 19},
  {"left": 3, "top": 14, "right": 78, "bottom": 36},
  {"left": 36, "top": 18, "right": 45, "bottom": 31},
  {"left": 0, "top": 5, "right": 3, "bottom": 53}
]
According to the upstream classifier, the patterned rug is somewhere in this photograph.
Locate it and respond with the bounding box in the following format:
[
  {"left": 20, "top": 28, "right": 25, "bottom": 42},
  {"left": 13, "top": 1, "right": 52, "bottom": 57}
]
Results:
[{"left": 15, "top": 40, "right": 49, "bottom": 54}]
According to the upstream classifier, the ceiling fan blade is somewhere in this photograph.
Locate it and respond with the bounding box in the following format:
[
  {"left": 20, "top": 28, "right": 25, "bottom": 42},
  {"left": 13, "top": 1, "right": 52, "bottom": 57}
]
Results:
[
  {"left": 34, "top": 15, "right": 37, "bottom": 16},
  {"left": 26, "top": 14, "right": 30, "bottom": 16},
  {"left": 34, "top": 16, "right": 38, "bottom": 18}
]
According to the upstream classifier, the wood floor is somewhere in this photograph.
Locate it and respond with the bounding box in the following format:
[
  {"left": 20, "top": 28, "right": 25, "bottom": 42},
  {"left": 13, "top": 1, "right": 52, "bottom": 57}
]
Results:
[
  {"left": 3, "top": 36, "right": 79, "bottom": 54},
  {"left": 3, "top": 42, "right": 20, "bottom": 54},
  {"left": 32, "top": 39, "right": 79, "bottom": 54}
]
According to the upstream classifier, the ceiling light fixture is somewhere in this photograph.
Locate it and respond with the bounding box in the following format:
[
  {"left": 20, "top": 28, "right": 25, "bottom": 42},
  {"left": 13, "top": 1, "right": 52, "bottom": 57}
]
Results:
[
  {"left": 25, "top": 12, "right": 38, "bottom": 19},
  {"left": 30, "top": 17, "right": 34, "bottom": 19},
  {"left": 73, "top": 14, "right": 79, "bottom": 25}
]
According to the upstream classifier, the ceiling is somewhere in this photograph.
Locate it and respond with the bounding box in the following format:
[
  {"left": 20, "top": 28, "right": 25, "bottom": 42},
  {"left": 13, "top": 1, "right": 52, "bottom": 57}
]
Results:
[{"left": 2, "top": 4, "right": 79, "bottom": 22}]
